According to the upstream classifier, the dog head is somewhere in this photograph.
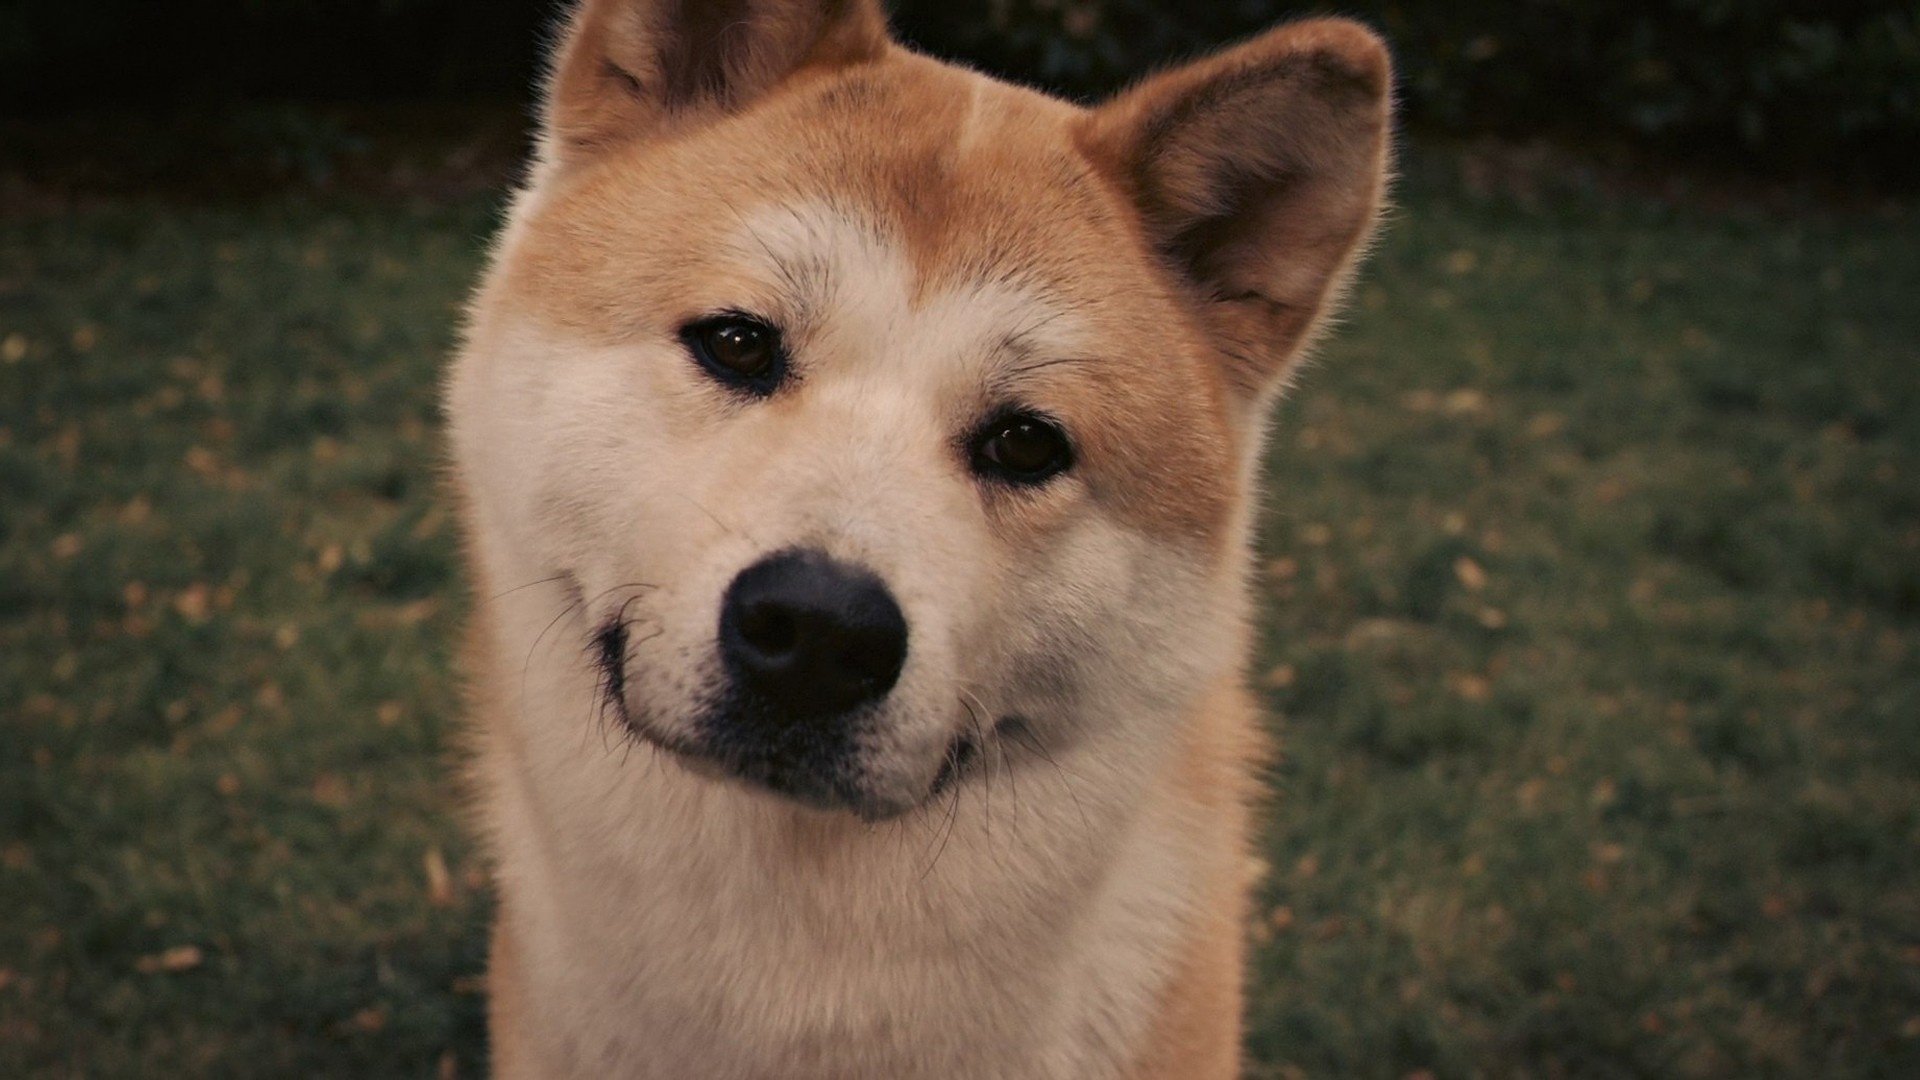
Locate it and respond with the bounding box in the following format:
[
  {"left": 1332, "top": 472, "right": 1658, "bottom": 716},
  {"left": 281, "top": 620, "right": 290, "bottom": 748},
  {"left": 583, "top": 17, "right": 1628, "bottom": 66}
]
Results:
[{"left": 449, "top": 0, "right": 1390, "bottom": 819}]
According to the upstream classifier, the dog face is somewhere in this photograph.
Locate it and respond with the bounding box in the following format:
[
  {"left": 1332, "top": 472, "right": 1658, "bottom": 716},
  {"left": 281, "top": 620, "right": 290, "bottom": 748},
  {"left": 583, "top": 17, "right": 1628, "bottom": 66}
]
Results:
[{"left": 449, "top": 0, "right": 1389, "bottom": 820}]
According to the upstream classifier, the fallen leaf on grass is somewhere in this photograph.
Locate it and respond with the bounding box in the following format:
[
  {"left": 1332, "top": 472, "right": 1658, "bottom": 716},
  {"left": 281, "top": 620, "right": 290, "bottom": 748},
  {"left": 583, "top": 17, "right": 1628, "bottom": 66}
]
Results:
[
  {"left": 135, "top": 945, "right": 203, "bottom": 974},
  {"left": 183, "top": 446, "right": 220, "bottom": 477},
  {"left": 1516, "top": 778, "right": 1546, "bottom": 812},
  {"left": 1527, "top": 412, "right": 1566, "bottom": 438},
  {"left": 1449, "top": 672, "right": 1492, "bottom": 702},
  {"left": 312, "top": 773, "right": 350, "bottom": 808},
  {"left": 424, "top": 846, "right": 454, "bottom": 908},
  {"left": 173, "top": 584, "right": 212, "bottom": 622},
  {"left": 207, "top": 705, "right": 242, "bottom": 733},
  {"left": 1454, "top": 557, "right": 1488, "bottom": 591},
  {"left": 317, "top": 544, "right": 344, "bottom": 574}
]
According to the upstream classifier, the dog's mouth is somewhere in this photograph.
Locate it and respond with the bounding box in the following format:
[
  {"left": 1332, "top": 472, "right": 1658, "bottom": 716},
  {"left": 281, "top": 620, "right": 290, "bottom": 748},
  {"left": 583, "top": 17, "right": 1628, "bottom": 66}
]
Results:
[
  {"left": 591, "top": 617, "right": 628, "bottom": 722},
  {"left": 591, "top": 616, "right": 1003, "bottom": 819},
  {"left": 928, "top": 733, "right": 979, "bottom": 798},
  {"left": 589, "top": 617, "right": 706, "bottom": 763}
]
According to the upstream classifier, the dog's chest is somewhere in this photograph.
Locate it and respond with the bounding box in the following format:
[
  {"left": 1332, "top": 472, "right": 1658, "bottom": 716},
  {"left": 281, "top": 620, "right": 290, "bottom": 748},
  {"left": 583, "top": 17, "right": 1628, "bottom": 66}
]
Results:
[{"left": 493, "top": 749, "right": 1194, "bottom": 1079}]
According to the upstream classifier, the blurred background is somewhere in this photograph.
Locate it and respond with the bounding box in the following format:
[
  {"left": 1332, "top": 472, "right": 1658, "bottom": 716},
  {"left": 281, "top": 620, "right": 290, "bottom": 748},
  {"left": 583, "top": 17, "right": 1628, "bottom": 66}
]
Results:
[{"left": 2, "top": 1, "right": 1916, "bottom": 1077}]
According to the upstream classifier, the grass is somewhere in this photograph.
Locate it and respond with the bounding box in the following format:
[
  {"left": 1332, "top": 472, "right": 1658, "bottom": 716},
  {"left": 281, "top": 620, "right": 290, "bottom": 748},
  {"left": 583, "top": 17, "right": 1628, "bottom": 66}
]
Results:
[{"left": 2, "top": 154, "right": 1917, "bottom": 1077}]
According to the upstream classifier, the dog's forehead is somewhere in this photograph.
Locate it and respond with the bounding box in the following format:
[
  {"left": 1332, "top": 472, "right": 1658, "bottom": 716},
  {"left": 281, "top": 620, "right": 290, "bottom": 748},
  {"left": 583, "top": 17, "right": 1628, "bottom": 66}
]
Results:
[
  {"left": 757, "top": 62, "right": 1141, "bottom": 304},
  {"left": 517, "top": 59, "right": 1157, "bottom": 336}
]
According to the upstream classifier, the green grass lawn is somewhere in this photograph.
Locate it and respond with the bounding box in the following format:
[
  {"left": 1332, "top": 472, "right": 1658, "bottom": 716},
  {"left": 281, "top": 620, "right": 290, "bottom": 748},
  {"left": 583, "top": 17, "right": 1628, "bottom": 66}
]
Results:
[{"left": 2, "top": 160, "right": 1916, "bottom": 1077}]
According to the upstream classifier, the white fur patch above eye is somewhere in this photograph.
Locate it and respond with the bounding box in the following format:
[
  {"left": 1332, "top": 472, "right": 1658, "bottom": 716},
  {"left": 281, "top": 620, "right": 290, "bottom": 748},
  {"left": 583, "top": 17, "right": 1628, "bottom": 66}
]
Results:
[{"left": 718, "top": 201, "right": 1090, "bottom": 397}]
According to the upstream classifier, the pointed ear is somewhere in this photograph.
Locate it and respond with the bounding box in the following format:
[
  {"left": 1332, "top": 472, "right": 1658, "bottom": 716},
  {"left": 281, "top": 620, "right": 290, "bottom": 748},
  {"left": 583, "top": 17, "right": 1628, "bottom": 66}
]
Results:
[
  {"left": 542, "top": 0, "right": 891, "bottom": 165},
  {"left": 1080, "top": 19, "right": 1392, "bottom": 397}
]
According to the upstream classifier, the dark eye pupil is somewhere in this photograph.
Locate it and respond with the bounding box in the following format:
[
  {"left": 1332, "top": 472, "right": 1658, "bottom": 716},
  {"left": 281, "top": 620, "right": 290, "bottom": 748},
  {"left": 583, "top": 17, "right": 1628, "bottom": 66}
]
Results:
[
  {"left": 683, "top": 314, "right": 785, "bottom": 393},
  {"left": 990, "top": 422, "right": 1054, "bottom": 470},
  {"left": 974, "top": 413, "right": 1071, "bottom": 484},
  {"left": 705, "top": 321, "right": 772, "bottom": 375}
]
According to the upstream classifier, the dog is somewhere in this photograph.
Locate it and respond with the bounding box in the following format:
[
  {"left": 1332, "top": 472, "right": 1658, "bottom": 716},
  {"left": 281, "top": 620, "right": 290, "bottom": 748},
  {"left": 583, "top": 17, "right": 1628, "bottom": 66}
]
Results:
[{"left": 444, "top": 1, "right": 1390, "bottom": 1075}]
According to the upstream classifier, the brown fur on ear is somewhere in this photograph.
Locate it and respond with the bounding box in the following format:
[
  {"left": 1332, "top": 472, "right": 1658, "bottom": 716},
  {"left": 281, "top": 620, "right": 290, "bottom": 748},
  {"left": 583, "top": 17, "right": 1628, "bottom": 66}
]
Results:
[
  {"left": 544, "top": 0, "right": 891, "bottom": 163},
  {"left": 1080, "top": 19, "right": 1393, "bottom": 397}
]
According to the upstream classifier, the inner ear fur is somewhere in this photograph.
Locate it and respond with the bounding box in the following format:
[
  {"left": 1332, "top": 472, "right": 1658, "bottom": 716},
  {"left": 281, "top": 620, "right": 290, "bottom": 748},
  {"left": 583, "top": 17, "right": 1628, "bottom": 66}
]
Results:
[
  {"left": 543, "top": 0, "right": 891, "bottom": 164},
  {"left": 1080, "top": 19, "right": 1393, "bottom": 397}
]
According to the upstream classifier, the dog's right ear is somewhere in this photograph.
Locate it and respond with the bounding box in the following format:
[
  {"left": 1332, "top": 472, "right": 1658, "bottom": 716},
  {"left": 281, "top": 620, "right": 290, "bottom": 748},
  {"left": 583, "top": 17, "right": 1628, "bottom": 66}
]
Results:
[
  {"left": 1079, "top": 20, "right": 1391, "bottom": 400},
  {"left": 541, "top": 0, "right": 891, "bottom": 166}
]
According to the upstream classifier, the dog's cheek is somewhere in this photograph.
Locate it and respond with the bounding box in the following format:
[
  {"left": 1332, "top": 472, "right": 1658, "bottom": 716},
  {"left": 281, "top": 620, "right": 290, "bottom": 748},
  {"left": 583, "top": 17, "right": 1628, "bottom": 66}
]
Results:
[{"left": 996, "top": 520, "right": 1237, "bottom": 737}]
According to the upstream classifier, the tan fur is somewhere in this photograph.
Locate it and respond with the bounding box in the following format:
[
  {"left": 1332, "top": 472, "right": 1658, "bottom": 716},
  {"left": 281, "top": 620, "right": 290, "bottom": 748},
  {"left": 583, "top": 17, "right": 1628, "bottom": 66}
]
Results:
[
  {"left": 487, "top": 912, "right": 535, "bottom": 1079},
  {"left": 1127, "top": 685, "right": 1266, "bottom": 1079},
  {"left": 447, "top": 3, "right": 1390, "bottom": 1076}
]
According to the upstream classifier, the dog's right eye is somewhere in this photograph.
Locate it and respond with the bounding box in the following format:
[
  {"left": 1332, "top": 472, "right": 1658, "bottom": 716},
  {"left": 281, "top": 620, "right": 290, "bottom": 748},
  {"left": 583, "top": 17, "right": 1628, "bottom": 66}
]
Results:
[
  {"left": 969, "top": 411, "right": 1074, "bottom": 486},
  {"left": 681, "top": 314, "right": 786, "bottom": 395}
]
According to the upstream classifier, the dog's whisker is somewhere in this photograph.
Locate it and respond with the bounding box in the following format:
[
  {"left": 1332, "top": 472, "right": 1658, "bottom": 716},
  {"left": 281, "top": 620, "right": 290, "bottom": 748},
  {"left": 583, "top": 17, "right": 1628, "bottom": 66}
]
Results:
[
  {"left": 1008, "top": 354, "right": 1100, "bottom": 379},
  {"left": 482, "top": 573, "right": 571, "bottom": 606},
  {"left": 958, "top": 695, "right": 995, "bottom": 841},
  {"left": 917, "top": 735, "right": 967, "bottom": 878},
  {"left": 999, "top": 737, "right": 1024, "bottom": 835},
  {"left": 521, "top": 596, "right": 584, "bottom": 714},
  {"left": 678, "top": 492, "right": 759, "bottom": 546},
  {"left": 1004, "top": 719, "right": 1097, "bottom": 858},
  {"left": 919, "top": 768, "right": 966, "bottom": 882}
]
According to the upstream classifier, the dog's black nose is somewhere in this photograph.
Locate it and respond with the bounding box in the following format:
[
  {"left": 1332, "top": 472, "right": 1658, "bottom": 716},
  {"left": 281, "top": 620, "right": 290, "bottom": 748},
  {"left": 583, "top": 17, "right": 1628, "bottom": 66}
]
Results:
[{"left": 719, "top": 550, "right": 908, "bottom": 719}]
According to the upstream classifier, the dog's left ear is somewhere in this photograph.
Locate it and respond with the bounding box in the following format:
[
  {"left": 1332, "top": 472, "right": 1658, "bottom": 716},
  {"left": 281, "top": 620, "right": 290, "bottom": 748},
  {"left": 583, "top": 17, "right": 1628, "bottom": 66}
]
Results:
[
  {"left": 542, "top": 0, "right": 891, "bottom": 167},
  {"left": 1080, "top": 19, "right": 1392, "bottom": 398}
]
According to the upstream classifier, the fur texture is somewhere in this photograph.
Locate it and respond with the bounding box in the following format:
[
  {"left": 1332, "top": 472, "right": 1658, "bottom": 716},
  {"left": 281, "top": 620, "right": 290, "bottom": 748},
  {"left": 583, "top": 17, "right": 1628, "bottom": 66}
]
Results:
[{"left": 444, "top": 2, "right": 1391, "bottom": 1076}]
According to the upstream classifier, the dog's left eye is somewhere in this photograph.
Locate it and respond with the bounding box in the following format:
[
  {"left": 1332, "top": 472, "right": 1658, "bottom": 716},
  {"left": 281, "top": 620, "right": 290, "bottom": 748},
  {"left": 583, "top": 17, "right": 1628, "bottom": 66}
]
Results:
[
  {"left": 970, "top": 412, "right": 1073, "bottom": 485},
  {"left": 681, "top": 314, "right": 786, "bottom": 393}
]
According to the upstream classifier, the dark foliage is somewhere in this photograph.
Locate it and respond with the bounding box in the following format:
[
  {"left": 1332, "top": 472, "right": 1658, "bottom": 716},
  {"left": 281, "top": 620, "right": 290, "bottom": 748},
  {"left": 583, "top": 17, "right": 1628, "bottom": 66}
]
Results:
[
  {"left": 889, "top": 0, "right": 1919, "bottom": 181},
  {"left": 2, "top": 1, "right": 1912, "bottom": 177}
]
